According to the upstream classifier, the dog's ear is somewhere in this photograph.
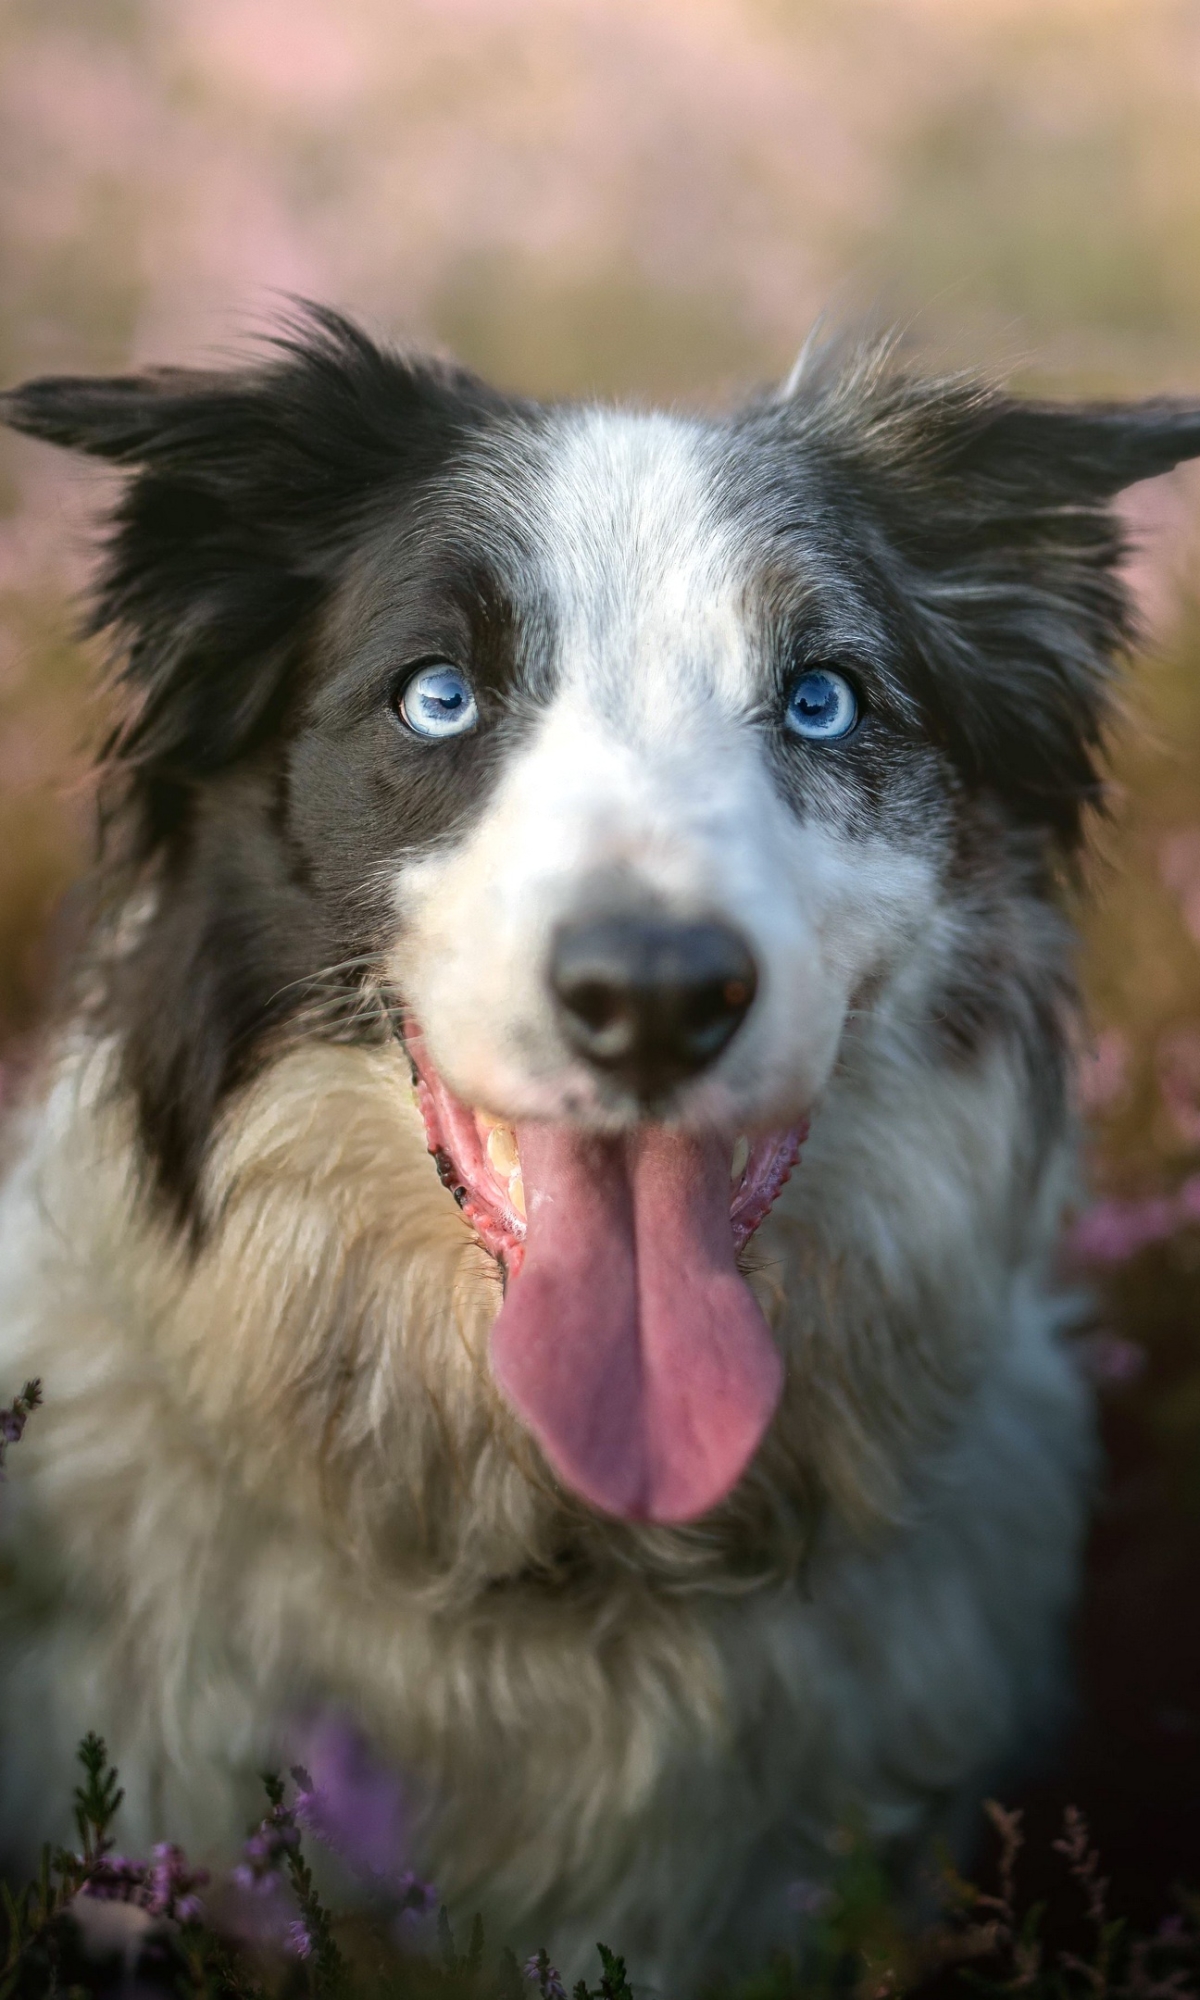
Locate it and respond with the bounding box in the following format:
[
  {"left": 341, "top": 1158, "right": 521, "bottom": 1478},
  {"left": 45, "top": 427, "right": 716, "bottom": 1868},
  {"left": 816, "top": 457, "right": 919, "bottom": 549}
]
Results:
[
  {"left": 933, "top": 394, "right": 1200, "bottom": 499},
  {"left": 810, "top": 367, "right": 1200, "bottom": 843},
  {"left": 0, "top": 307, "right": 502, "bottom": 841}
]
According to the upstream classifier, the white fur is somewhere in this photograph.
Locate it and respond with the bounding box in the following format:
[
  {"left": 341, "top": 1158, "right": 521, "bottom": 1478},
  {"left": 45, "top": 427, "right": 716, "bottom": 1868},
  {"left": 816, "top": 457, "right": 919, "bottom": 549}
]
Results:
[
  {"left": 0, "top": 1020, "right": 1092, "bottom": 1988},
  {"left": 397, "top": 409, "right": 941, "bottom": 1135}
]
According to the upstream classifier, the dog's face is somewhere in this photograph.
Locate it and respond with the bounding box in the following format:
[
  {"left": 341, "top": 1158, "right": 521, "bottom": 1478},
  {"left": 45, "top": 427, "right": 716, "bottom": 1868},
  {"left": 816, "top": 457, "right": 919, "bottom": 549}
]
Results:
[
  {"left": 306, "top": 403, "right": 945, "bottom": 1136},
  {"left": 6, "top": 314, "right": 1199, "bottom": 1528}
]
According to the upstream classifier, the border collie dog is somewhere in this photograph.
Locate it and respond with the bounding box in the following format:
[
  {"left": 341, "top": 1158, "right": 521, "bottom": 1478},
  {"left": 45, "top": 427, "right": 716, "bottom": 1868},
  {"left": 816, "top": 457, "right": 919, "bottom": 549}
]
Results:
[{"left": 2, "top": 312, "right": 1199, "bottom": 1985}]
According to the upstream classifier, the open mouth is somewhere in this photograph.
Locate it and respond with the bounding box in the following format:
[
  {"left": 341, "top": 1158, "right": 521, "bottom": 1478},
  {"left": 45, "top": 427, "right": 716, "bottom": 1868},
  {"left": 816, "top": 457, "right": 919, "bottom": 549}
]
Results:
[{"left": 404, "top": 1020, "right": 805, "bottom": 1526}]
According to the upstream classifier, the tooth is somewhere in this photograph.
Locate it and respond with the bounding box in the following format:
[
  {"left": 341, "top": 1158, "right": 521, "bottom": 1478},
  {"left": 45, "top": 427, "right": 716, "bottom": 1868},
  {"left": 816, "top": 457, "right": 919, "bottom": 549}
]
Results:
[
  {"left": 487, "top": 1123, "right": 520, "bottom": 1178},
  {"left": 509, "top": 1169, "right": 526, "bottom": 1219},
  {"left": 730, "top": 1136, "right": 749, "bottom": 1183}
]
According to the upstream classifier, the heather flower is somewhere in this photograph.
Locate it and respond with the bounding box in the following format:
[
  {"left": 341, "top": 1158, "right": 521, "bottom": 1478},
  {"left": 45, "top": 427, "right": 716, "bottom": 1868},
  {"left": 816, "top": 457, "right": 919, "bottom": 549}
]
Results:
[
  {"left": 524, "top": 1947, "right": 567, "bottom": 1998},
  {"left": 145, "top": 1843, "right": 209, "bottom": 1922},
  {"left": 232, "top": 1803, "right": 301, "bottom": 1896},
  {"left": 286, "top": 1918, "right": 314, "bottom": 1958},
  {"left": 290, "top": 1763, "right": 318, "bottom": 1824},
  {"left": 290, "top": 1714, "right": 429, "bottom": 1897},
  {"left": 1159, "top": 829, "right": 1200, "bottom": 943},
  {"left": 0, "top": 1379, "right": 42, "bottom": 1478},
  {"left": 80, "top": 1844, "right": 208, "bottom": 1924},
  {"left": 1076, "top": 1028, "right": 1130, "bottom": 1114},
  {"left": 82, "top": 1855, "right": 150, "bottom": 1903},
  {"left": 1069, "top": 1190, "right": 1188, "bottom": 1266},
  {"left": 1157, "top": 1027, "right": 1200, "bottom": 1144}
]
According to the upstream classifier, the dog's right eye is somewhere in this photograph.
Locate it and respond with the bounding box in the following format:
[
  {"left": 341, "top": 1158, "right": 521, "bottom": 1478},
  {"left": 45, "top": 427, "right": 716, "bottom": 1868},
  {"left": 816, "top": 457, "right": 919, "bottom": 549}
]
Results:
[{"left": 396, "top": 663, "right": 479, "bottom": 740}]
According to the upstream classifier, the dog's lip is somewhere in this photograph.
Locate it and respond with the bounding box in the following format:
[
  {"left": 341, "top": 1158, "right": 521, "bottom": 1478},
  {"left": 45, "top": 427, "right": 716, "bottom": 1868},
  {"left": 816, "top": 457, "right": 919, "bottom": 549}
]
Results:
[{"left": 401, "top": 1016, "right": 806, "bottom": 1269}]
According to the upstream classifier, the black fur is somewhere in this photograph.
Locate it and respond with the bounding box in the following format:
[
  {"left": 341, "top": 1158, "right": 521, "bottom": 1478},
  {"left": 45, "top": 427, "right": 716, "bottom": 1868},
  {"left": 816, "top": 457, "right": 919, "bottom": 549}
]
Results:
[
  {"left": 736, "top": 358, "right": 1200, "bottom": 842},
  {"left": 2, "top": 307, "right": 521, "bottom": 849},
  {"left": 3, "top": 312, "right": 536, "bottom": 1217}
]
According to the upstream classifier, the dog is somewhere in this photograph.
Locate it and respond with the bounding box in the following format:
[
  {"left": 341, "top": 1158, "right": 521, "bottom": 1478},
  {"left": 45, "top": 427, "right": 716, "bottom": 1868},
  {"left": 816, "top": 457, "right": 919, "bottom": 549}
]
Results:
[{"left": 1, "top": 309, "right": 1198, "bottom": 1988}]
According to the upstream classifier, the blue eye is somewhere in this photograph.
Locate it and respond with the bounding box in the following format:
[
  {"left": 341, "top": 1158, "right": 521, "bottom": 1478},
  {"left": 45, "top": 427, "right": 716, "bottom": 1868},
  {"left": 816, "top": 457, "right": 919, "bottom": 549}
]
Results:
[
  {"left": 398, "top": 663, "right": 479, "bottom": 740},
  {"left": 784, "top": 667, "right": 859, "bottom": 742}
]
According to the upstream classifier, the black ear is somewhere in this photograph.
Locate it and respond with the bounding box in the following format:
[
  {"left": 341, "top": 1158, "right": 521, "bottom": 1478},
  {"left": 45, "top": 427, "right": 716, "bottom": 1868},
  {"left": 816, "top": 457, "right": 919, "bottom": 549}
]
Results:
[
  {"left": 805, "top": 363, "right": 1200, "bottom": 843},
  {"left": 933, "top": 393, "right": 1200, "bottom": 498},
  {"left": 1, "top": 306, "right": 505, "bottom": 844}
]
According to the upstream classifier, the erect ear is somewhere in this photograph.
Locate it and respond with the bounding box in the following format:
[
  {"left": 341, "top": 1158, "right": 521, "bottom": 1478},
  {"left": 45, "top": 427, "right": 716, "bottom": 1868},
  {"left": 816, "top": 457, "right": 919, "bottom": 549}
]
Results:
[
  {"left": 0, "top": 306, "right": 504, "bottom": 838},
  {"left": 807, "top": 362, "right": 1200, "bottom": 843}
]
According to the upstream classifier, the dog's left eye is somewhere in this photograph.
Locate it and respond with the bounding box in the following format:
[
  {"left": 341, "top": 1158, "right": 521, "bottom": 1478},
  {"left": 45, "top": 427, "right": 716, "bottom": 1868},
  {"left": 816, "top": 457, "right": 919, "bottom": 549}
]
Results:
[
  {"left": 784, "top": 667, "right": 859, "bottom": 743},
  {"left": 398, "top": 663, "right": 479, "bottom": 740}
]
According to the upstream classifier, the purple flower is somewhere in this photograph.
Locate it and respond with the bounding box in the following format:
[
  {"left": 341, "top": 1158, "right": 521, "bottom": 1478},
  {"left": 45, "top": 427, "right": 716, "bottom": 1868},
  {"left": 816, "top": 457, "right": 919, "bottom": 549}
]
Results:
[
  {"left": 83, "top": 1856, "right": 148, "bottom": 1903},
  {"left": 81, "top": 1844, "right": 207, "bottom": 1924},
  {"left": 524, "top": 1948, "right": 567, "bottom": 1999},
  {"left": 286, "top": 1919, "right": 314, "bottom": 1959},
  {"left": 233, "top": 1802, "right": 300, "bottom": 1897},
  {"left": 289, "top": 1715, "right": 425, "bottom": 1894},
  {"left": 144, "top": 1843, "right": 209, "bottom": 1922},
  {"left": 0, "top": 1379, "right": 41, "bottom": 1478},
  {"left": 231, "top": 1861, "right": 278, "bottom": 1895}
]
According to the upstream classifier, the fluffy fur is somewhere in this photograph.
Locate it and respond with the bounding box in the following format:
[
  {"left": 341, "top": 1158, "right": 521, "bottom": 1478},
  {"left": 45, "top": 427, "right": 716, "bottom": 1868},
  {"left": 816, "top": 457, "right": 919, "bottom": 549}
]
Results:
[{"left": 1, "top": 312, "right": 1199, "bottom": 1989}]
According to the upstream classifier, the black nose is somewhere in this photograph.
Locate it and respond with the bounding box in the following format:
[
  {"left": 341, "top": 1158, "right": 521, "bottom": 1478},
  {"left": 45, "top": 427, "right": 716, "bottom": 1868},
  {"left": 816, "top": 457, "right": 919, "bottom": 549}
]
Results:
[{"left": 550, "top": 915, "right": 758, "bottom": 1099}]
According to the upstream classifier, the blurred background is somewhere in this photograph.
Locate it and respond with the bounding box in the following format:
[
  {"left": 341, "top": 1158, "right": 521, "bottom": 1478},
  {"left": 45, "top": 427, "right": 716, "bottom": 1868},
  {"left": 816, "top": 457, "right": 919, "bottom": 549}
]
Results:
[{"left": 1, "top": 0, "right": 1199, "bottom": 1913}]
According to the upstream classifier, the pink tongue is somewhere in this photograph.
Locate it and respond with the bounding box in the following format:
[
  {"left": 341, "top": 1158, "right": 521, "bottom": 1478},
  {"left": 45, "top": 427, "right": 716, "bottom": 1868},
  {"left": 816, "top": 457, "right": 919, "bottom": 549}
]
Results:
[{"left": 488, "top": 1126, "right": 784, "bottom": 1524}]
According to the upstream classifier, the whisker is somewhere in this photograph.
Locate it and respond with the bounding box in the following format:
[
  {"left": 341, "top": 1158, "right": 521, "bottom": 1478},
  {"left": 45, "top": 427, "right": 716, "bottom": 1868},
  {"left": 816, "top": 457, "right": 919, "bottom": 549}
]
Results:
[
  {"left": 239, "top": 950, "right": 409, "bottom": 1059},
  {"left": 266, "top": 951, "right": 391, "bottom": 1008}
]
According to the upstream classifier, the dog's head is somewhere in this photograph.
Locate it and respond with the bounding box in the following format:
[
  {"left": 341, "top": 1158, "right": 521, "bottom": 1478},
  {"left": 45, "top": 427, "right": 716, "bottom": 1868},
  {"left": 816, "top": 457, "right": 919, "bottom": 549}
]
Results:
[{"left": 6, "top": 311, "right": 1199, "bottom": 1527}]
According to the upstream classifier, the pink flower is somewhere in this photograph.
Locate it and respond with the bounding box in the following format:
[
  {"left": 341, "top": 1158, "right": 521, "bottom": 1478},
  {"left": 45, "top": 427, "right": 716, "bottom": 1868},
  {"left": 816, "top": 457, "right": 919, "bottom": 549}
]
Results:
[
  {"left": 1157, "top": 1027, "right": 1200, "bottom": 1144},
  {"left": 1068, "top": 1196, "right": 1177, "bottom": 1265},
  {"left": 1076, "top": 1029, "right": 1129, "bottom": 1115},
  {"left": 1068, "top": 1172, "right": 1200, "bottom": 1267},
  {"left": 1160, "top": 830, "right": 1200, "bottom": 945}
]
